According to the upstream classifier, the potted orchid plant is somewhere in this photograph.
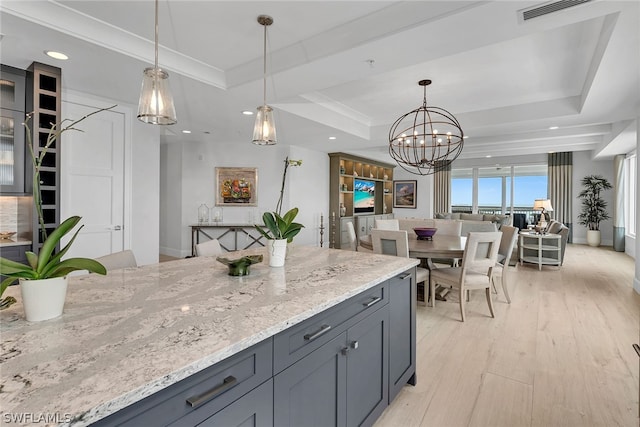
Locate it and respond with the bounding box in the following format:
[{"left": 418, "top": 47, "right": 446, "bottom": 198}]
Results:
[{"left": 0, "top": 107, "right": 114, "bottom": 320}]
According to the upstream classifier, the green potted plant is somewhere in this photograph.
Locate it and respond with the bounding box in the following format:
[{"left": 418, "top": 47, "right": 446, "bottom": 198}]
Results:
[
  {"left": 255, "top": 208, "right": 304, "bottom": 267},
  {"left": 577, "top": 174, "right": 612, "bottom": 247},
  {"left": 0, "top": 107, "right": 113, "bottom": 320}
]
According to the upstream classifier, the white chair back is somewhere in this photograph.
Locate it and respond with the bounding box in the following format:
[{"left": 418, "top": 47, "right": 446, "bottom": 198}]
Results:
[
  {"left": 195, "top": 239, "right": 223, "bottom": 257},
  {"left": 461, "top": 232, "right": 502, "bottom": 278},
  {"left": 95, "top": 250, "right": 138, "bottom": 271},
  {"left": 432, "top": 219, "right": 462, "bottom": 236},
  {"left": 371, "top": 229, "right": 409, "bottom": 258},
  {"left": 374, "top": 219, "right": 400, "bottom": 230},
  {"left": 497, "top": 225, "right": 518, "bottom": 266},
  {"left": 345, "top": 221, "right": 357, "bottom": 251}
]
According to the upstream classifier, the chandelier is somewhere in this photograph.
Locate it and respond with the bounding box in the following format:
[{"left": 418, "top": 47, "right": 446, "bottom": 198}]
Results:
[{"left": 388, "top": 80, "right": 463, "bottom": 175}]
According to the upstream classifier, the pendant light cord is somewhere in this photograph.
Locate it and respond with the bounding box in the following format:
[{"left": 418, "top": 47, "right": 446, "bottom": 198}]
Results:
[
  {"left": 262, "top": 22, "right": 267, "bottom": 106},
  {"left": 154, "top": 0, "right": 159, "bottom": 70}
]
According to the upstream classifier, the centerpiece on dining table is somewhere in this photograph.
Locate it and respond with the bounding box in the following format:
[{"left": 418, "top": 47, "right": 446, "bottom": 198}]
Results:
[{"left": 413, "top": 227, "right": 437, "bottom": 241}]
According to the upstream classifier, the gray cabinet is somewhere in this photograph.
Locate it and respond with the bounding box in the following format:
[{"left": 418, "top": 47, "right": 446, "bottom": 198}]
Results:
[
  {"left": 274, "top": 305, "right": 389, "bottom": 427},
  {"left": 388, "top": 270, "right": 417, "bottom": 401},
  {"left": 274, "top": 332, "right": 347, "bottom": 427},
  {"left": 0, "top": 65, "right": 26, "bottom": 194},
  {"left": 88, "top": 269, "right": 415, "bottom": 427},
  {"left": 193, "top": 380, "right": 273, "bottom": 427}
]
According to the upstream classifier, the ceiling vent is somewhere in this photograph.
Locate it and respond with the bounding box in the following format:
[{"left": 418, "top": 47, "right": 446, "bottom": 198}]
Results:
[{"left": 520, "top": 0, "right": 592, "bottom": 21}]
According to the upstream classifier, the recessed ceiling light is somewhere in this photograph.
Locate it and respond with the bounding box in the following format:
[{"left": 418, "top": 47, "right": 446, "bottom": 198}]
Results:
[
  {"left": 44, "top": 50, "right": 68, "bottom": 60},
  {"left": 485, "top": 155, "right": 492, "bottom": 158},
  {"left": 242, "top": 110, "right": 254, "bottom": 116},
  {"left": 182, "top": 130, "right": 191, "bottom": 134},
  {"left": 329, "top": 136, "right": 336, "bottom": 140},
  {"left": 463, "top": 135, "right": 469, "bottom": 139},
  {"left": 549, "top": 126, "right": 559, "bottom": 130}
]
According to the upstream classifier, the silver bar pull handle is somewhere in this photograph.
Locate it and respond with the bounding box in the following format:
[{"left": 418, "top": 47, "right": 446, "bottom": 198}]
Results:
[
  {"left": 186, "top": 375, "right": 237, "bottom": 408},
  {"left": 304, "top": 324, "right": 332, "bottom": 341},
  {"left": 363, "top": 296, "right": 382, "bottom": 308},
  {"left": 399, "top": 273, "right": 411, "bottom": 280}
]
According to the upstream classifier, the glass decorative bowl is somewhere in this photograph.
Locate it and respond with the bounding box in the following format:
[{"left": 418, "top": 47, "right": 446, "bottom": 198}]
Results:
[{"left": 216, "top": 255, "right": 263, "bottom": 276}]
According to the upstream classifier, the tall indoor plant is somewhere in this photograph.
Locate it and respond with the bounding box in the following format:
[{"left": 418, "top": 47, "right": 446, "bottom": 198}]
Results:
[
  {"left": 577, "top": 174, "right": 612, "bottom": 247},
  {"left": 0, "top": 107, "right": 114, "bottom": 320}
]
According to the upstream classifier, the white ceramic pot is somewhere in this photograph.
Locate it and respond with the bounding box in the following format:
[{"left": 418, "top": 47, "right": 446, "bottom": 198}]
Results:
[
  {"left": 268, "top": 239, "right": 288, "bottom": 267},
  {"left": 19, "top": 276, "right": 68, "bottom": 322},
  {"left": 586, "top": 230, "right": 601, "bottom": 247}
]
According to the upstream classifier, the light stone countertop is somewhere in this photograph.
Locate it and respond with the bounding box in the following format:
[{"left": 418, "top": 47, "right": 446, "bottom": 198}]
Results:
[
  {"left": 0, "top": 237, "right": 32, "bottom": 247},
  {"left": 0, "top": 245, "right": 418, "bottom": 426}
]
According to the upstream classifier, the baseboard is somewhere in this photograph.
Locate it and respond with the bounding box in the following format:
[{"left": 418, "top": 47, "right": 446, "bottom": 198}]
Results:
[{"left": 160, "top": 246, "right": 189, "bottom": 259}]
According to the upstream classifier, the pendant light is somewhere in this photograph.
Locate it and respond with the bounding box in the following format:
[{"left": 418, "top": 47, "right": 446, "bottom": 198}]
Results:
[
  {"left": 252, "top": 15, "right": 277, "bottom": 145},
  {"left": 137, "top": 0, "right": 177, "bottom": 125},
  {"left": 388, "top": 80, "right": 463, "bottom": 175}
]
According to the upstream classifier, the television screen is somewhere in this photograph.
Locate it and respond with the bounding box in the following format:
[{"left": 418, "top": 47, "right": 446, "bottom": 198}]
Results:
[{"left": 354, "top": 178, "right": 375, "bottom": 214}]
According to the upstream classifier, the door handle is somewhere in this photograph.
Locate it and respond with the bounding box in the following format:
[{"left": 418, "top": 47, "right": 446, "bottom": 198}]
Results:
[{"left": 108, "top": 225, "right": 122, "bottom": 231}]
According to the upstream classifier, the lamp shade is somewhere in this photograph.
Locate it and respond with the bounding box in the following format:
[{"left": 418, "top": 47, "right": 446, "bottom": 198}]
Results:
[
  {"left": 252, "top": 105, "right": 277, "bottom": 145},
  {"left": 137, "top": 67, "right": 177, "bottom": 125},
  {"left": 533, "top": 199, "right": 553, "bottom": 212}
]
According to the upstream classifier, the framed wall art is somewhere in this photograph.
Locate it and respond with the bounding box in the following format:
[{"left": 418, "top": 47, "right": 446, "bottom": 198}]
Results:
[
  {"left": 215, "top": 167, "right": 258, "bottom": 206},
  {"left": 393, "top": 180, "right": 417, "bottom": 208}
]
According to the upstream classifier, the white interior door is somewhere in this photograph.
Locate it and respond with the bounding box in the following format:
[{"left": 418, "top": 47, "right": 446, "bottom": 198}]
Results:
[{"left": 60, "top": 101, "right": 125, "bottom": 259}]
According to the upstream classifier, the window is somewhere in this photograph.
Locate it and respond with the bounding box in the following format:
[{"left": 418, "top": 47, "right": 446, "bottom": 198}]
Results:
[
  {"left": 625, "top": 153, "right": 636, "bottom": 237},
  {"left": 452, "top": 164, "right": 547, "bottom": 220},
  {"left": 451, "top": 168, "right": 473, "bottom": 212}
]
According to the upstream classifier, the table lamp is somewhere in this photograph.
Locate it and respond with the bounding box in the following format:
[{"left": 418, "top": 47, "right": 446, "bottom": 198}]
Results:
[{"left": 533, "top": 199, "right": 553, "bottom": 231}]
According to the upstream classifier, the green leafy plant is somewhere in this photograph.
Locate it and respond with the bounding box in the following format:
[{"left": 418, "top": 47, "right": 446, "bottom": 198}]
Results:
[
  {"left": 255, "top": 207, "right": 304, "bottom": 242},
  {"left": 577, "top": 174, "right": 612, "bottom": 231},
  {"left": 0, "top": 106, "right": 115, "bottom": 309}
]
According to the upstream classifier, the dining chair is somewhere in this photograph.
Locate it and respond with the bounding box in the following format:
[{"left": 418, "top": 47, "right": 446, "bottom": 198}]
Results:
[
  {"left": 492, "top": 225, "right": 519, "bottom": 303},
  {"left": 431, "top": 219, "right": 463, "bottom": 267},
  {"left": 95, "top": 250, "right": 138, "bottom": 271},
  {"left": 345, "top": 220, "right": 357, "bottom": 251},
  {"left": 195, "top": 239, "right": 223, "bottom": 257},
  {"left": 371, "top": 229, "right": 430, "bottom": 305},
  {"left": 429, "top": 231, "right": 502, "bottom": 321},
  {"left": 374, "top": 219, "right": 400, "bottom": 230}
]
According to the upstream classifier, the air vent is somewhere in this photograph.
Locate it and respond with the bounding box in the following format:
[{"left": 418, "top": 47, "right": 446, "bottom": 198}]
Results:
[{"left": 521, "top": 0, "right": 592, "bottom": 21}]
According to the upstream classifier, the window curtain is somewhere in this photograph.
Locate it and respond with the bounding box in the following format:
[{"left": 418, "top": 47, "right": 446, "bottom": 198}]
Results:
[
  {"left": 548, "top": 152, "right": 572, "bottom": 242},
  {"left": 613, "top": 154, "right": 625, "bottom": 251},
  {"left": 434, "top": 161, "right": 451, "bottom": 214}
]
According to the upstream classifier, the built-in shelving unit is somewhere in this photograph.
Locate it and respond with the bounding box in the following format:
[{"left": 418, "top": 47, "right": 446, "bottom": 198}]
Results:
[
  {"left": 328, "top": 153, "right": 395, "bottom": 249},
  {"left": 25, "top": 62, "right": 61, "bottom": 253}
]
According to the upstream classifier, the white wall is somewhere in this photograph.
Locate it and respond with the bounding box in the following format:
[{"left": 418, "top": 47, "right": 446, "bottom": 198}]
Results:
[
  {"left": 130, "top": 122, "right": 160, "bottom": 265},
  {"left": 572, "top": 151, "right": 615, "bottom": 246},
  {"left": 288, "top": 146, "right": 329, "bottom": 247},
  {"left": 159, "top": 139, "right": 334, "bottom": 258},
  {"left": 392, "top": 169, "right": 433, "bottom": 219},
  {"left": 159, "top": 143, "right": 183, "bottom": 258}
]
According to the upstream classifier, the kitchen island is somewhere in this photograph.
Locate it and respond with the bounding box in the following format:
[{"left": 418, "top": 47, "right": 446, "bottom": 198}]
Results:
[{"left": 0, "top": 246, "right": 418, "bottom": 426}]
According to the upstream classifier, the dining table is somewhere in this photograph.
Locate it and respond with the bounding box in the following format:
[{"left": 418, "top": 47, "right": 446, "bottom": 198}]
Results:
[{"left": 359, "top": 233, "right": 467, "bottom": 304}]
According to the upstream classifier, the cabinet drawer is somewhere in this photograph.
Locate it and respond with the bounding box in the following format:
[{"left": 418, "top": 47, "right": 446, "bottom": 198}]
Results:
[
  {"left": 93, "top": 339, "right": 272, "bottom": 427},
  {"left": 0, "top": 245, "right": 28, "bottom": 264},
  {"left": 273, "top": 282, "right": 387, "bottom": 373}
]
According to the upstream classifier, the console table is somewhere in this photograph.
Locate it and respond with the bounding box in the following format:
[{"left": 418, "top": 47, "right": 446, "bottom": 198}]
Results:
[
  {"left": 519, "top": 232, "right": 562, "bottom": 270},
  {"left": 190, "top": 223, "right": 265, "bottom": 255}
]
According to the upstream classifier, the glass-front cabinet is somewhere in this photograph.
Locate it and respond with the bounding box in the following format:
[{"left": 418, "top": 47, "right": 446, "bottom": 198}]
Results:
[{"left": 0, "top": 65, "right": 27, "bottom": 194}]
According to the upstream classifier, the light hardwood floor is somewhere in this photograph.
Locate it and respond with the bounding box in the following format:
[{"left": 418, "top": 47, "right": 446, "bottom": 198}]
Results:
[{"left": 376, "top": 243, "right": 640, "bottom": 427}]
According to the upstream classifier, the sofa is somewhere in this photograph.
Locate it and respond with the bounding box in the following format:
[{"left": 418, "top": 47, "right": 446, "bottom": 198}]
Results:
[
  {"left": 545, "top": 220, "right": 570, "bottom": 265},
  {"left": 434, "top": 212, "right": 512, "bottom": 229}
]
